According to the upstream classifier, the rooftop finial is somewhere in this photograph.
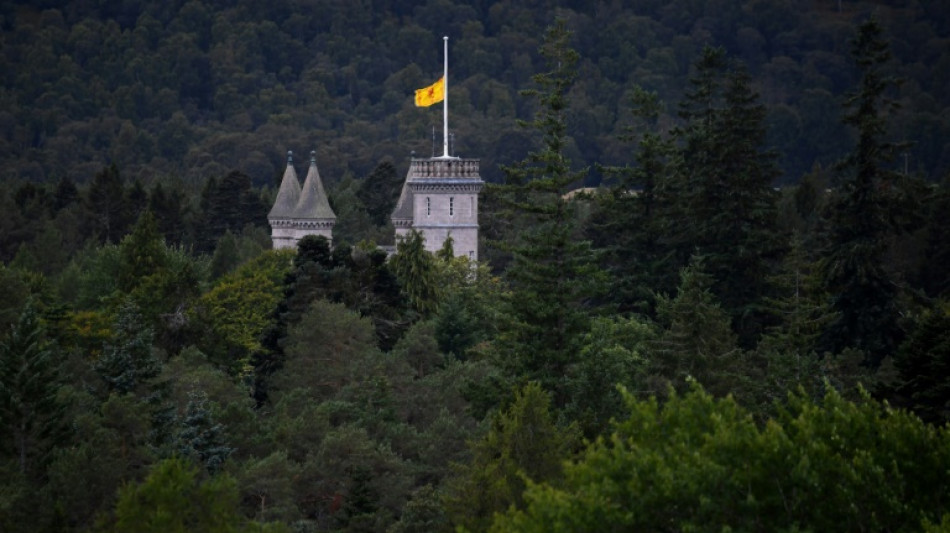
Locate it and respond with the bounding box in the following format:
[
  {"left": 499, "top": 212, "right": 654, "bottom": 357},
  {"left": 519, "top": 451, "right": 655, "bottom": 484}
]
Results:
[
  {"left": 287, "top": 150, "right": 293, "bottom": 164},
  {"left": 310, "top": 150, "right": 316, "bottom": 164}
]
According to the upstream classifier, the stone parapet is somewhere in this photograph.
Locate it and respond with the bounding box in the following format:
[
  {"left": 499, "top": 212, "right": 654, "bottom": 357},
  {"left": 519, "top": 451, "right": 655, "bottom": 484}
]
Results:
[{"left": 407, "top": 158, "right": 481, "bottom": 179}]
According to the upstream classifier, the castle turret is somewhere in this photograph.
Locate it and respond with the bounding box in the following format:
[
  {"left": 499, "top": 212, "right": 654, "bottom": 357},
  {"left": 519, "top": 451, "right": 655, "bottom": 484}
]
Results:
[
  {"left": 392, "top": 157, "right": 483, "bottom": 260},
  {"left": 268, "top": 150, "right": 336, "bottom": 249},
  {"left": 292, "top": 150, "right": 336, "bottom": 244},
  {"left": 268, "top": 151, "right": 302, "bottom": 250}
]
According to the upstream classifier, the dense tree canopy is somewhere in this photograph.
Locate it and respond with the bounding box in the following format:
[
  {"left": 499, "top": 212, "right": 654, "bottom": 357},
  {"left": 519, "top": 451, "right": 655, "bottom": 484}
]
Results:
[
  {"left": 1, "top": 8, "right": 949, "bottom": 533},
  {"left": 1, "top": 0, "right": 948, "bottom": 190}
]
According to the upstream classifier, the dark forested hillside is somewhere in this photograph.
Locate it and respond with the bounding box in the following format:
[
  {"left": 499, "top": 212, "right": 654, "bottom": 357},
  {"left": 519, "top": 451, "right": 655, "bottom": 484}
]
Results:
[
  {"left": 3, "top": 3, "right": 950, "bottom": 532},
  {"left": 1, "top": 0, "right": 949, "bottom": 189}
]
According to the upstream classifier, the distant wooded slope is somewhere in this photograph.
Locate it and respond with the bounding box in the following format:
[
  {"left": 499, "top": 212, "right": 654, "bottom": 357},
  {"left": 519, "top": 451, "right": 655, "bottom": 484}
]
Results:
[{"left": 1, "top": 0, "right": 947, "bottom": 188}]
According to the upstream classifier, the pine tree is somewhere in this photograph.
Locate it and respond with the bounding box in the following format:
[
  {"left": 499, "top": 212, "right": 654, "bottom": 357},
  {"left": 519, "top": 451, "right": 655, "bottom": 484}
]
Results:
[
  {"left": 117, "top": 210, "right": 168, "bottom": 293},
  {"left": 589, "top": 87, "right": 678, "bottom": 314},
  {"left": 883, "top": 302, "right": 950, "bottom": 425},
  {"left": 668, "top": 47, "right": 783, "bottom": 345},
  {"left": 95, "top": 300, "right": 161, "bottom": 395},
  {"left": 334, "top": 465, "right": 379, "bottom": 533},
  {"left": 389, "top": 229, "right": 440, "bottom": 318},
  {"left": 356, "top": 161, "right": 402, "bottom": 227},
  {"left": 497, "top": 19, "right": 602, "bottom": 404},
  {"left": 651, "top": 257, "right": 739, "bottom": 396},
  {"left": 52, "top": 175, "right": 78, "bottom": 212},
  {"left": 433, "top": 292, "right": 476, "bottom": 359},
  {"left": 918, "top": 176, "right": 950, "bottom": 298},
  {"left": 147, "top": 181, "right": 188, "bottom": 246},
  {"left": 175, "top": 390, "right": 234, "bottom": 474},
  {"left": 196, "top": 171, "right": 267, "bottom": 253},
  {"left": 84, "top": 163, "right": 132, "bottom": 244},
  {"left": 0, "top": 300, "right": 67, "bottom": 476},
  {"left": 819, "top": 18, "right": 906, "bottom": 364}
]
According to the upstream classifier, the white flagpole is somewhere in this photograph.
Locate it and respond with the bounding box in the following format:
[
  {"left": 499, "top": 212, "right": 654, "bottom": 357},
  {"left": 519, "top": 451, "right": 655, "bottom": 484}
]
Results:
[{"left": 442, "top": 36, "right": 450, "bottom": 158}]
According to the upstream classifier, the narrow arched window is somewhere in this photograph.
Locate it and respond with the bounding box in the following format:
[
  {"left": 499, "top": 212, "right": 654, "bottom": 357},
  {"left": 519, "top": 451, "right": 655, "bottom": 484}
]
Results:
[
  {"left": 449, "top": 197, "right": 454, "bottom": 217},
  {"left": 426, "top": 197, "right": 431, "bottom": 216}
]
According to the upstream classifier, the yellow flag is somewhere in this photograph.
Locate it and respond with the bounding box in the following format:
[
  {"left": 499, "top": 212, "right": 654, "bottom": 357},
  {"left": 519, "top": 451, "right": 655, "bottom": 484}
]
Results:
[{"left": 414, "top": 77, "right": 444, "bottom": 107}]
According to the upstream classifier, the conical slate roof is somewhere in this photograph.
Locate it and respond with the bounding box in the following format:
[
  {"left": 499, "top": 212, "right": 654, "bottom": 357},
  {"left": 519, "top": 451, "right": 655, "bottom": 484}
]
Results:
[
  {"left": 294, "top": 151, "right": 335, "bottom": 220},
  {"left": 390, "top": 179, "right": 414, "bottom": 222},
  {"left": 268, "top": 151, "right": 301, "bottom": 219}
]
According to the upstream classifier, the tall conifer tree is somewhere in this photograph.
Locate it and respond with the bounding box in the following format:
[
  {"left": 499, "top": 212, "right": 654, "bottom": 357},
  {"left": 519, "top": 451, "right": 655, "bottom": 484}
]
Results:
[
  {"left": 668, "top": 47, "right": 782, "bottom": 345},
  {"left": 84, "top": 163, "right": 132, "bottom": 244},
  {"left": 0, "top": 300, "right": 67, "bottom": 476},
  {"left": 497, "top": 19, "right": 602, "bottom": 404},
  {"left": 589, "top": 87, "right": 677, "bottom": 314},
  {"left": 819, "top": 18, "right": 905, "bottom": 363}
]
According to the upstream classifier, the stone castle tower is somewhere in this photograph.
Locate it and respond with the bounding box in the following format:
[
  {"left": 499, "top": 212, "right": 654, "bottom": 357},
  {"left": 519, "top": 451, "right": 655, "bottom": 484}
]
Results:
[
  {"left": 268, "top": 150, "right": 336, "bottom": 249},
  {"left": 268, "top": 151, "right": 483, "bottom": 260},
  {"left": 390, "top": 156, "right": 484, "bottom": 260}
]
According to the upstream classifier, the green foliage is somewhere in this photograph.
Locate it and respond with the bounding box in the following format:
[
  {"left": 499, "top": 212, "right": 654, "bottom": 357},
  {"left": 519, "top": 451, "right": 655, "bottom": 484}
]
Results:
[
  {"left": 388, "top": 484, "right": 449, "bottom": 533},
  {"left": 390, "top": 320, "right": 443, "bottom": 378},
  {"left": 147, "top": 181, "right": 189, "bottom": 247},
  {"left": 883, "top": 302, "right": 950, "bottom": 425},
  {"left": 390, "top": 229, "right": 441, "bottom": 318},
  {"left": 432, "top": 256, "right": 503, "bottom": 360},
  {"left": 443, "top": 382, "right": 579, "bottom": 533},
  {"left": 432, "top": 292, "right": 477, "bottom": 360},
  {"left": 84, "top": 164, "right": 133, "bottom": 245},
  {"left": 492, "top": 385, "right": 950, "bottom": 532},
  {"left": 234, "top": 451, "right": 301, "bottom": 523},
  {"left": 2, "top": 0, "right": 950, "bottom": 190},
  {"left": 564, "top": 315, "right": 654, "bottom": 436},
  {"left": 760, "top": 232, "right": 837, "bottom": 356},
  {"left": 495, "top": 20, "right": 603, "bottom": 406},
  {"left": 194, "top": 250, "right": 293, "bottom": 374},
  {"left": 819, "top": 17, "right": 911, "bottom": 363},
  {"left": 3, "top": 8, "right": 950, "bottom": 531},
  {"left": 210, "top": 230, "right": 242, "bottom": 280},
  {"left": 651, "top": 257, "right": 739, "bottom": 396},
  {"left": 0, "top": 264, "right": 31, "bottom": 332},
  {"left": 196, "top": 171, "right": 268, "bottom": 254},
  {"left": 110, "top": 456, "right": 283, "bottom": 533},
  {"left": 331, "top": 176, "right": 392, "bottom": 246},
  {"left": 665, "top": 47, "right": 783, "bottom": 344},
  {"left": 357, "top": 161, "right": 403, "bottom": 227},
  {"left": 918, "top": 178, "right": 950, "bottom": 298},
  {"left": 0, "top": 300, "right": 67, "bottom": 476},
  {"left": 174, "top": 390, "right": 234, "bottom": 474},
  {"left": 117, "top": 210, "right": 167, "bottom": 293},
  {"left": 270, "top": 299, "right": 379, "bottom": 404},
  {"left": 46, "top": 391, "right": 157, "bottom": 529},
  {"left": 94, "top": 300, "right": 160, "bottom": 395},
  {"left": 589, "top": 86, "right": 678, "bottom": 313},
  {"left": 69, "top": 243, "right": 123, "bottom": 310}
]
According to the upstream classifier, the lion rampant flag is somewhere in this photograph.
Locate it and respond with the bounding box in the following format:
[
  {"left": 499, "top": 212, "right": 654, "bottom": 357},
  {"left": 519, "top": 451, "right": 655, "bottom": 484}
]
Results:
[{"left": 414, "top": 77, "right": 445, "bottom": 107}]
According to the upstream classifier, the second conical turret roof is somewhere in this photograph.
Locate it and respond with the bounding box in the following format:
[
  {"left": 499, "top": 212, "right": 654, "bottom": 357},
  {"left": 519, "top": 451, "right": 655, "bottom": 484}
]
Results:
[{"left": 294, "top": 151, "right": 336, "bottom": 220}]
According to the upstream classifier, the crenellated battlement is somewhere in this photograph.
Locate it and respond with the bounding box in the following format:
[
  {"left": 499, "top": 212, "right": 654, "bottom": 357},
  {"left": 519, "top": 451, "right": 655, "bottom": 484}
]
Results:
[{"left": 407, "top": 158, "right": 480, "bottom": 179}]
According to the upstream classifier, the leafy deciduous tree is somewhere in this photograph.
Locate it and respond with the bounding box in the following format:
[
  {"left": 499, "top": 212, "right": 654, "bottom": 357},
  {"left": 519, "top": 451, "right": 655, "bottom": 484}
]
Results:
[
  {"left": 443, "top": 382, "right": 579, "bottom": 533},
  {"left": 492, "top": 385, "right": 950, "bottom": 532}
]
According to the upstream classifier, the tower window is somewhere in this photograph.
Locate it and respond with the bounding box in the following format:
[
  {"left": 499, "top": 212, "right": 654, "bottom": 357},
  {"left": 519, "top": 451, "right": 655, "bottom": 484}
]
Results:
[
  {"left": 449, "top": 197, "right": 454, "bottom": 216},
  {"left": 426, "top": 197, "right": 431, "bottom": 216}
]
